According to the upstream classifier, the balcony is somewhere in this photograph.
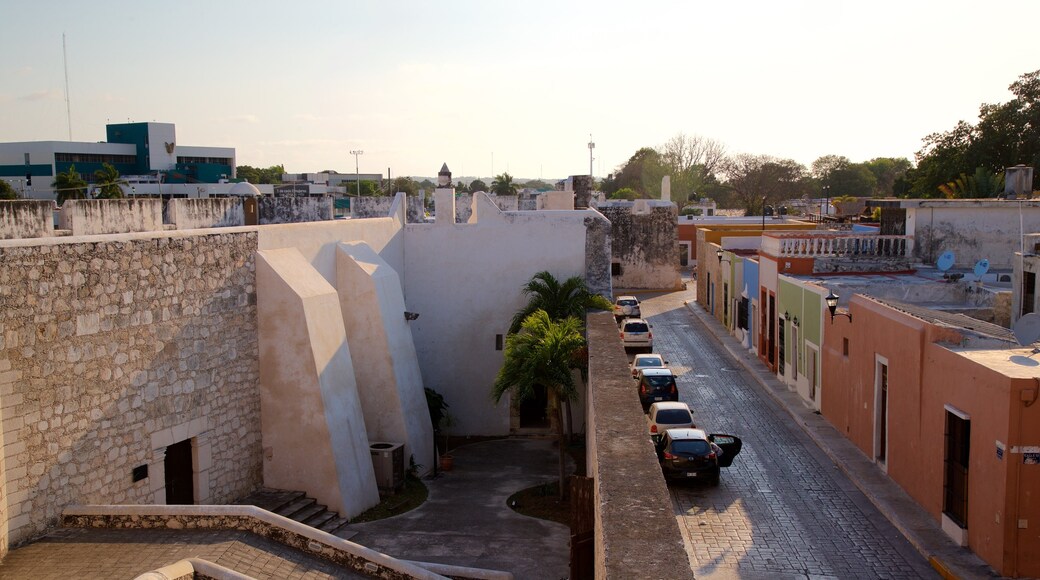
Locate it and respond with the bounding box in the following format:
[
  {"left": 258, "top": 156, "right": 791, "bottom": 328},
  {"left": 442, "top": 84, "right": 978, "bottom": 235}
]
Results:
[{"left": 762, "top": 232, "right": 914, "bottom": 274}]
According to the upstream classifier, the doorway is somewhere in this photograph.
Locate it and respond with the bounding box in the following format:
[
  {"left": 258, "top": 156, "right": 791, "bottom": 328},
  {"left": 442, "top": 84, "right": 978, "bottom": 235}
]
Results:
[
  {"left": 874, "top": 356, "right": 889, "bottom": 468},
  {"left": 806, "top": 344, "right": 819, "bottom": 404},
  {"left": 518, "top": 385, "right": 550, "bottom": 428},
  {"left": 164, "top": 438, "right": 195, "bottom": 504},
  {"left": 943, "top": 408, "right": 970, "bottom": 528}
]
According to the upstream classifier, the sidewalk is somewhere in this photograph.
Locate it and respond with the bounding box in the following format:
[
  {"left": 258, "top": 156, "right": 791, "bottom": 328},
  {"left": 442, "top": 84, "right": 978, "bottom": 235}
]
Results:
[{"left": 683, "top": 297, "right": 1003, "bottom": 580}]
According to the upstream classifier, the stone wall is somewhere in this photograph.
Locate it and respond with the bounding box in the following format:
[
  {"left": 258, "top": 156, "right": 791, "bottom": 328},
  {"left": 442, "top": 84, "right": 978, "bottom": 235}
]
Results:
[
  {"left": 167, "top": 198, "right": 244, "bottom": 230},
  {"left": 258, "top": 197, "right": 333, "bottom": 224},
  {"left": 456, "top": 194, "right": 517, "bottom": 223},
  {"left": 351, "top": 196, "right": 425, "bottom": 223},
  {"left": 58, "top": 199, "right": 164, "bottom": 236},
  {"left": 0, "top": 230, "right": 262, "bottom": 547},
  {"left": 597, "top": 201, "right": 683, "bottom": 291},
  {"left": 0, "top": 201, "right": 54, "bottom": 240}
]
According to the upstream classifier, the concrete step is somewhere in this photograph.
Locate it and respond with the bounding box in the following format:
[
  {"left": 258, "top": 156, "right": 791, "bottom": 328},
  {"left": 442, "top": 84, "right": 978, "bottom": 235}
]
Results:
[
  {"left": 276, "top": 497, "right": 317, "bottom": 519},
  {"left": 292, "top": 503, "right": 327, "bottom": 523},
  {"left": 235, "top": 488, "right": 306, "bottom": 514},
  {"left": 235, "top": 488, "right": 348, "bottom": 539},
  {"left": 304, "top": 510, "right": 337, "bottom": 529},
  {"left": 318, "top": 515, "right": 350, "bottom": 535}
]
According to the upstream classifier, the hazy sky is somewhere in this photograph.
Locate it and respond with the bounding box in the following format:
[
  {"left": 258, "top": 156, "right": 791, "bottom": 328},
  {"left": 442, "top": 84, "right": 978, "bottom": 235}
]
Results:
[{"left": 2, "top": 1, "right": 1038, "bottom": 180}]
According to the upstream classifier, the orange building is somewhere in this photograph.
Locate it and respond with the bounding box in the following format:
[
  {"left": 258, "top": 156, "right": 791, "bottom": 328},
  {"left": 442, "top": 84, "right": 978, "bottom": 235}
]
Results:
[{"left": 822, "top": 295, "right": 1040, "bottom": 577}]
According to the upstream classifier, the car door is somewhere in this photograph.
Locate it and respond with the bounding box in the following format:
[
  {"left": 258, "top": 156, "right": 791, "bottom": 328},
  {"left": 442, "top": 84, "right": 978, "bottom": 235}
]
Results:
[{"left": 708, "top": 434, "right": 743, "bottom": 467}]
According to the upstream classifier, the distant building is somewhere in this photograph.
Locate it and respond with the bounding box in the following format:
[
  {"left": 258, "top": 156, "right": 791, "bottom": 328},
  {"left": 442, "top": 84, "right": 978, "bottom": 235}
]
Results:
[{"left": 0, "top": 122, "right": 235, "bottom": 200}]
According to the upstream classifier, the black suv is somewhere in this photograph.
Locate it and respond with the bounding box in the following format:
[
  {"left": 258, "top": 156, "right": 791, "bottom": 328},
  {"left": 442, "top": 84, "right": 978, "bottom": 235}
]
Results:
[
  {"left": 656, "top": 428, "right": 742, "bottom": 485},
  {"left": 636, "top": 368, "right": 677, "bottom": 412}
]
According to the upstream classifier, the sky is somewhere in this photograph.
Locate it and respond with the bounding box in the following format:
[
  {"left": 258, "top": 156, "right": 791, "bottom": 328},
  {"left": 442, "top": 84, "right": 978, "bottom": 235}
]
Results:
[{"left": 2, "top": 1, "right": 1038, "bottom": 181}]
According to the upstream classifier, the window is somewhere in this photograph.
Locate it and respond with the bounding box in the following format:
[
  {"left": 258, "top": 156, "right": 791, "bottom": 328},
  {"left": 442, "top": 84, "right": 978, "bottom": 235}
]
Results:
[
  {"left": 843, "top": 337, "right": 849, "bottom": 357},
  {"left": 737, "top": 298, "right": 749, "bottom": 330},
  {"left": 943, "top": 408, "right": 970, "bottom": 528},
  {"left": 611, "top": 262, "right": 622, "bottom": 276},
  {"left": 778, "top": 316, "right": 786, "bottom": 375},
  {"left": 656, "top": 409, "right": 693, "bottom": 424},
  {"left": 1024, "top": 271, "right": 1036, "bottom": 316},
  {"left": 495, "top": 334, "right": 503, "bottom": 351}
]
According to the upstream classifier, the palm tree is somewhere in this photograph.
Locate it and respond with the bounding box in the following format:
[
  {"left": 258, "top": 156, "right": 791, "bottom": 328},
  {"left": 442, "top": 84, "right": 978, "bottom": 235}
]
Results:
[
  {"left": 53, "top": 165, "right": 88, "bottom": 205},
  {"left": 491, "top": 172, "right": 518, "bottom": 196},
  {"left": 508, "top": 271, "right": 612, "bottom": 334},
  {"left": 92, "top": 163, "right": 125, "bottom": 199},
  {"left": 493, "top": 310, "right": 585, "bottom": 500}
]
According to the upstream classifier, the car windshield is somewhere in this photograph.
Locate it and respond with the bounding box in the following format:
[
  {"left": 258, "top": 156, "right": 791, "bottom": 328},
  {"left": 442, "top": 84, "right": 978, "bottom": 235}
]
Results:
[
  {"left": 656, "top": 409, "right": 692, "bottom": 424},
  {"left": 624, "top": 322, "right": 649, "bottom": 333},
  {"left": 636, "top": 358, "right": 662, "bottom": 367},
  {"left": 644, "top": 375, "right": 674, "bottom": 387},
  {"left": 618, "top": 299, "right": 637, "bottom": 306},
  {"left": 671, "top": 439, "right": 711, "bottom": 455}
]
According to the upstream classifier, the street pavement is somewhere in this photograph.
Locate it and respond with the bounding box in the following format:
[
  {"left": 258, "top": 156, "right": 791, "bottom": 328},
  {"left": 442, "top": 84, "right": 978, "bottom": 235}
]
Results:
[{"left": 637, "top": 280, "right": 939, "bottom": 579}]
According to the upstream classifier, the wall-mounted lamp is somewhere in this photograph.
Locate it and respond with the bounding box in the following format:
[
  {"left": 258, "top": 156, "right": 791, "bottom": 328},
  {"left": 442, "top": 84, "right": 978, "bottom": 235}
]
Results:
[
  {"left": 825, "top": 291, "right": 851, "bottom": 323},
  {"left": 716, "top": 248, "right": 723, "bottom": 263},
  {"left": 783, "top": 311, "right": 790, "bottom": 321},
  {"left": 792, "top": 315, "right": 799, "bottom": 327},
  {"left": 404, "top": 311, "right": 420, "bottom": 321}
]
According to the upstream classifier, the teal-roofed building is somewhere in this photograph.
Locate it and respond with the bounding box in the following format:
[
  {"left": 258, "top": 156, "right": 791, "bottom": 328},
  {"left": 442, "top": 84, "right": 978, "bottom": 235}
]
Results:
[{"left": 0, "top": 122, "right": 235, "bottom": 199}]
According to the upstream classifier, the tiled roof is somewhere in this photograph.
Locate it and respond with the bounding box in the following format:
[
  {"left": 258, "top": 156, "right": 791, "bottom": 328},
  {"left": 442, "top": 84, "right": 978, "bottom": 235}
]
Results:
[{"left": 866, "top": 296, "right": 1016, "bottom": 342}]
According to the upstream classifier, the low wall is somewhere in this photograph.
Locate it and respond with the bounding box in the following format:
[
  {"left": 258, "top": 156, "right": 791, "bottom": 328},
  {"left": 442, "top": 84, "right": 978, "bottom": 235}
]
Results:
[
  {"left": 58, "top": 199, "right": 163, "bottom": 236},
  {"left": 0, "top": 200, "right": 54, "bottom": 240},
  {"left": 586, "top": 312, "right": 693, "bottom": 579},
  {"left": 168, "top": 198, "right": 244, "bottom": 229},
  {"left": 259, "top": 197, "right": 333, "bottom": 224},
  {"left": 352, "top": 196, "right": 425, "bottom": 223},
  {"left": 456, "top": 194, "right": 517, "bottom": 223}
]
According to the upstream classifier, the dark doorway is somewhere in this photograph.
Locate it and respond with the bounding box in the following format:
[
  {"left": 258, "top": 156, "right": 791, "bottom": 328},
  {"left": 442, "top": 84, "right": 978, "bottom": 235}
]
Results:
[
  {"left": 164, "top": 438, "right": 195, "bottom": 505},
  {"left": 943, "top": 411, "right": 970, "bottom": 528},
  {"left": 518, "top": 385, "right": 550, "bottom": 428}
]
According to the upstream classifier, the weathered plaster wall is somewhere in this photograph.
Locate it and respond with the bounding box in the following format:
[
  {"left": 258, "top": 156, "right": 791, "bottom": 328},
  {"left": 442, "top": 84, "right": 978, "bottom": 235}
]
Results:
[
  {"left": 58, "top": 199, "right": 163, "bottom": 236},
  {"left": 0, "top": 201, "right": 54, "bottom": 240},
  {"left": 457, "top": 194, "right": 517, "bottom": 223},
  {"left": 403, "top": 198, "right": 598, "bottom": 435},
  {"left": 0, "top": 230, "right": 262, "bottom": 547},
  {"left": 257, "top": 197, "right": 332, "bottom": 225},
  {"left": 255, "top": 248, "right": 379, "bottom": 518},
  {"left": 598, "top": 202, "right": 682, "bottom": 290},
  {"left": 351, "top": 196, "right": 425, "bottom": 223},
  {"left": 336, "top": 242, "right": 434, "bottom": 476},
  {"left": 168, "top": 198, "right": 244, "bottom": 230},
  {"left": 584, "top": 212, "right": 613, "bottom": 300},
  {"left": 907, "top": 205, "right": 1040, "bottom": 269}
]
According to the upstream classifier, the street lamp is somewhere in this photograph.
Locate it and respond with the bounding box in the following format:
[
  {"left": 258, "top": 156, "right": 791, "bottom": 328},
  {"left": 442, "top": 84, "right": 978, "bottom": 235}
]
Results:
[
  {"left": 350, "top": 150, "right": 364, "bottom": 198},
  {"left": 825, "top": 291, "right": 852, "bottom": 323},
  {"left": 822, "top": 185, "right": 831, "bottom": 217}
]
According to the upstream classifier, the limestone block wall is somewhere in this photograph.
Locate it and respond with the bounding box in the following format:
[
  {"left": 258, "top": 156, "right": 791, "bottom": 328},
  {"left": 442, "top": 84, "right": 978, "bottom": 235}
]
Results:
[
  {"left": 598, "top": 202, "right": 683, "bottom": 291},
  {"left": 0, "top": 231, "right": 262, "bottom": 548},
  {"left": 456, "top": 194, "right": 517, "bottom": 223},
  {"left": 58, "top": 199, "right": 164, "bottom": 236},
  {"left": 0, "top": 201, "right": 54, "bottom": 240},
  {"left": 258, "top": 197, "right": 333, "bottom": 225},
  {"left": 168, "top": 198, "right": 244, "bottom": 229}
]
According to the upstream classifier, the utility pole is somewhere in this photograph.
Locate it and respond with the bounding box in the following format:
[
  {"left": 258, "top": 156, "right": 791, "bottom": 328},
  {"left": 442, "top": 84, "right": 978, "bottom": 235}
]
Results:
[
  {"left": 588, "top": 134, "right": 595, "bottom": 178},
  {"left": 350, "top": 150, "right": 363, "bottom": 198}
]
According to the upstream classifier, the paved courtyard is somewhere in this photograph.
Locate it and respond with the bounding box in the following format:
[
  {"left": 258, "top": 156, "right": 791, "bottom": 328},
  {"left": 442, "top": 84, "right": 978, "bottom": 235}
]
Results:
[{"left": 639, "top": 281, "right": 938, "bottom": 579}]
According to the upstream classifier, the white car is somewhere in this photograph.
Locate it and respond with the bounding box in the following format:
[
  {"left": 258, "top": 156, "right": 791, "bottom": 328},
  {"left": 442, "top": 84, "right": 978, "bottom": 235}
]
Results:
[
  {"left": 631, "top": 353, "right": 668, "bottom": 378},
  {"left": 619, "top": 318, "right": 652, "bottom": 353},
  {"left": 613, "top": 296, "right": 641, "bottom": 320},
  {"left": 647, "top": 401, "right": 696, "bottom": 441}
]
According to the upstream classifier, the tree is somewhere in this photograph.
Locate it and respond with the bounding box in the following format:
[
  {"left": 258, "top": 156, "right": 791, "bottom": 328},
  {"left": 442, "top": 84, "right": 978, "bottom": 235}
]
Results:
[
  {"left": 389, "top": 177, "right": 419, "bottom": 196},
  {"left": 508, "top": 270, "right": 612, "bottom": 335},
  {"left": 53, "top": 165, "right": 88, "bottom": 205},
  {"left": 92, "top": 163, "right": 125, "bottom": 199},
  {"left": 455, "top": 180, "right": 470, "bottom": 193},
  {"left": 418, "top": 178, "right": 435, "bottom": 191},
  {"left": 491, "top": 173, "right": 518, "bottom": 196},
  {"left": 236, "top": 164, "right": 285, "bottom": 184},
  {"left": 607, "top": 147, "right": 667, "bottom": 197},
  {"left": 347, "top": 180, "right": 382, "bottom": 197},
  {"left": 493, "top": 310, "right": 585, "bottom": 500},
  {"left": 721, "top": 154, "right": 807, "bottom": 214},
  {"left": 521, "top": 179, "right": 553, "bottom": 191},
  {"left": 864, "top": 157, "right": 912, "bottom": 197},
  {"left": 810, "top": 155, "right": 876, "bottom": 198},
  {"left": 469, "top": 179, "right": 488, "bottom": 192},
  {"left": 609, "top": 187, "right": 640, "bottom": 200},
  {"left": 659, "top": 133, "right": 727, "bottom": 202},
  {"left": 0, "top": 180, "right": 16, "bottom": 200},
  {"left": 911, "top": 69, "right": 1040, "bottom": 196},
  {"left": 937, "top": 167, "right": 1004, "bottom": 199}
]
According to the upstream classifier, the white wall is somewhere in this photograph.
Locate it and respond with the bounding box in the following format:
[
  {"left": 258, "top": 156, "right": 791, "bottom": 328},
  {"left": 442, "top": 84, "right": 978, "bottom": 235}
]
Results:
[
  {"left": 906, "top": 203, "right": 1040, "bottom": 269},
  {"left": 403, "top": 195, "right": 596, "bottom": 435}
]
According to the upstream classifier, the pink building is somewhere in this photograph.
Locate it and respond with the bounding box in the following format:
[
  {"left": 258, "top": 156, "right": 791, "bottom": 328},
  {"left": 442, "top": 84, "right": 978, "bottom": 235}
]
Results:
[{"left": 822, "top": 295, "right": 1040, "bottom": 577}]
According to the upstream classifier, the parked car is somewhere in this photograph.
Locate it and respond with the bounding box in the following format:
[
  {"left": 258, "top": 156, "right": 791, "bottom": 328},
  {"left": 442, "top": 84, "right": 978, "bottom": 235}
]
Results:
[
  {"left": 619, "top": 318, "right": 652, "bottom": 352},
  {"left": 613, "top": 295, "right": 641, "bottom": 320},
  {"left": 656, "top": 428, "right": 743, "bottom": 485},
  {"left": 636, "top": 368, "right": 677, "bottom": 412},
  {"left": 647, "top": 401, "right": 696, "bottom": 443},
  {"left": 630, "top": 353, "right": 668, "bottom": 378}
]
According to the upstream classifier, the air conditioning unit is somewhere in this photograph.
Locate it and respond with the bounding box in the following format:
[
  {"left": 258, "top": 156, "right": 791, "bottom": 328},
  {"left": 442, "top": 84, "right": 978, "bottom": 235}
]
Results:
[{"left": 369, "top": 442, "right": 404, "bottom": 492}]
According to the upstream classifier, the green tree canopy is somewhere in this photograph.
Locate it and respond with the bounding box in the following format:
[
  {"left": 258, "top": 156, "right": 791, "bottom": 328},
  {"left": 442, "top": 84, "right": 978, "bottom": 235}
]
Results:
[
  {"left": 236, "top": 164, "right": 285, "bottom": 184},
  {"left": 508, "top": 271, "right": 612, "bottom": 335},
  {"left": 609, "top": 187, "right": 640, "bottom": 200},
  {"left": 911, "top": 69, "right": 1040, "bottom": 196},
  {"left": 603, "top": 147, "right": 667, "bottom": 197},
  {"left": 92, "top": 163, "right": 125, "bottom": 199},
  {"left": 722, "top": 154, "right": 807, "bottom": 214},
  {"left": 810, "top": 155, "right": 876, "bottom": 198},
  {"left": 53, "top": 165, "right": 88, "bottom": 205},
  {"left": 455, "top": 180, "right": 470, "bottom": 193},
  {"left": 521, "top": 179, "right": 553, "bottom": 191},
  {"left": 390, "top": 177, "right": 419, "bottom": 196},
  {"left": 493, "top": 310, "right": 585, "bottom": 499},
  {"left": 469, "top": 179, "right": 488, "bottom": 192},
  {"left": 864, "top": 157, "right": 912, "bottom": 197},
  {"left": 491, "top": 173, "right": 518, "bottom": 196},
  {"left": 0, "top": 180, "right": 16, "bottom": 200}
]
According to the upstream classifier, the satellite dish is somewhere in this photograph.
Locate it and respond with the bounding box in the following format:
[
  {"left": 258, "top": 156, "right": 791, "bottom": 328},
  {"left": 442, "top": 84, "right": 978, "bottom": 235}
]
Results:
[
  {"left": 937, "top": 251, "right": 955, "bottom": 272},
  {"left": 1013, "top": 313, "right": 1040, "bottom": 346},
  {"left": 973, "top": 259, "right": 990, "bottom": 278}
]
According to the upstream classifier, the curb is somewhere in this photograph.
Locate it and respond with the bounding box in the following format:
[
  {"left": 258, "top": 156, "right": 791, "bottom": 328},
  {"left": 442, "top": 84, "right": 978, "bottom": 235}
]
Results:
[{"left": 681, "top": 299, "right": 1000, "bottom": 580}]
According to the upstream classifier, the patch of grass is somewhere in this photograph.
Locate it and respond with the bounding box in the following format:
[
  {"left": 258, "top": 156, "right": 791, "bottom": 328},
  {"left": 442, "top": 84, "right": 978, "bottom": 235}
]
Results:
[
  {"left": 507, "top": 481, "right": 571, "bottom": 527},
  {"left": 350, "top": 476, "right": 428, "bottom": 523}
]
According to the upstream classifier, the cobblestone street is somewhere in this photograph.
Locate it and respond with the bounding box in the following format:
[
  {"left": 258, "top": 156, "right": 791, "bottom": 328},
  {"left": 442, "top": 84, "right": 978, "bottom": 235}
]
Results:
[{"left": 638, "top": 281, "right": 937, "bottom": 579}]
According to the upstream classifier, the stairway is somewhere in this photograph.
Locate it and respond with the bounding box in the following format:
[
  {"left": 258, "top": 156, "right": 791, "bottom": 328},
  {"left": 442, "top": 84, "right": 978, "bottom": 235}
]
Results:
[{"left": 235, "top": 488, "right": 351, "bottom": 536}]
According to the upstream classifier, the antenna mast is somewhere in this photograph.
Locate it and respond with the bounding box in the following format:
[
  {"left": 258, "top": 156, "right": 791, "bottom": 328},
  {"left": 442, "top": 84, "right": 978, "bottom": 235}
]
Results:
[{"left": 63, "top": 33, "right": 72, "bottom": 140}]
